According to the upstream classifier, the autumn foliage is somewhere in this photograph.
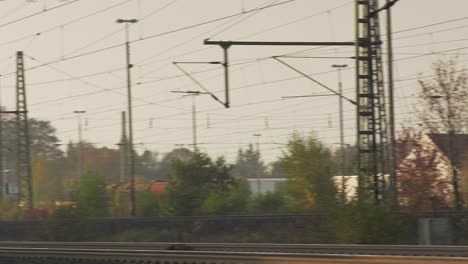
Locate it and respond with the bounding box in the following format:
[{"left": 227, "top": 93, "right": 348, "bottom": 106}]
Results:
[{"left": 397, "top": 129, "right": 452, "bottom": 211}]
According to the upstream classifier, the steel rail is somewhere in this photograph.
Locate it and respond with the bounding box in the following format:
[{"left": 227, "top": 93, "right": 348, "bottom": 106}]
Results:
[
  {"left": 0, "top": 242, "right": 468, "bottom": 257},
  {"left": 0, "top": 247, "right": 466, "bottom": 264}
]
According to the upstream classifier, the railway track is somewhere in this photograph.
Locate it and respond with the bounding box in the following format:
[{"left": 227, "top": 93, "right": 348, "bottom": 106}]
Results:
[
  {"left": 0, "top": 246, "right": 467, "bottom": 264},
  {"left": 0, "top": 242, "right": 467, "bottom": 257}
]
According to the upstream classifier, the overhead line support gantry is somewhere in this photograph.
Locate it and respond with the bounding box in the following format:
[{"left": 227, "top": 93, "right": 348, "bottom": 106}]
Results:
[
  {"left": 15, "top": 51, "right": 33, "bottom": 209},
  {"left": 204, "top": 0, "right": 390, "bottom": 204}
]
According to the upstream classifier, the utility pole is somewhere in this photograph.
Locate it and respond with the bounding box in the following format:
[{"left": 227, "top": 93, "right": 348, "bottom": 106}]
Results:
[
  {"left": 0, "top": 74, "right": 3, "bottom": 200},
  {"left": 332, "top": 64, "right": 348, "bottom": 202},
  {"left": 119, "top": 111, "right": 128, "bottom": 183},
  {"left": 386, "top": 0, "right": 398, "bottom": 205},
  {"left": 74, "top": 110, "right": 86, "bottom": 178},
  {"left": 116, "top": 18, "right": 138, "bottom": 217},
  {"left": 16, "top": 51, "right": 33, "bottom": 209},
  {"left": 191, "top": 95, "right": 197, "bottom": 153},
  {"left": 171, "top": 90, "right": 208, "bottom": 153},
  {"left": 253, "top": 133, "right": 262, "bottom": 194}
]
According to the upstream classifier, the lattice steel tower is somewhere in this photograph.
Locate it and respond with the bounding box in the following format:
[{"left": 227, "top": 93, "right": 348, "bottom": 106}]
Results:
[
  {"left": 16, "top": 51, "right": 33, "bottom": 208},
  {"left": 355, "top": 0, "right": 388, "bottom": 203}
]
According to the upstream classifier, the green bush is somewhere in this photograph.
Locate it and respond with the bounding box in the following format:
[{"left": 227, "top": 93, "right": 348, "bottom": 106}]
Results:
[
  {"left": 200, "top": 183, "right": 249, "bottom": 215},
  {"left": 330, "top": 202, "right": 407, "bottom": 244},
  {"left": 246, "top": 191, "right": 288, "bottom": 214}
]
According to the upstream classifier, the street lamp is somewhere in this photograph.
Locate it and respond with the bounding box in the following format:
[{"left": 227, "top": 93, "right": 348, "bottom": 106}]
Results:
[
  {"left": 331, "top": 64, "right": 348, "bottom": 202},
  {"left": 116, "top": 18, "right": 138, "bottom": 217},
  {"left": 73, "top": 110, "right": 86, "bottom": 178},
  {"left": 253, "top": 133, "right": 262, "bottom": 194},
  {"left": 171, "top": 90, "right": 209, "bottom": 153}
]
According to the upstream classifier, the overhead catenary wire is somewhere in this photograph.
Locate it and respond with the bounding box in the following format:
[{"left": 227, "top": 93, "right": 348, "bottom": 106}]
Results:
[
  {"left": 29, "top": 41, "right": 461, "bottom": 129},
  {"left": 0, "top": 0, "right": 81, "bottom": 30},
  {"left": 24, "top": 54, "right": 185, "bottom": 111},
  {"left": 1, "top": 1, "right": 464, "bottom": 82},
  {"left": 207, "top": 0, "right": 282, "bottom": 39},
  {"left": 0, "top": 0, "right": 297, "bottom": 78},
  {"left": 63, "top": 0, "right": 176, "bottom": 57},
  {"left": 0, "top": 0, "right": 29, "bottom": 23},
  {"left": 1, "top": 25, "right": 454, "bottom": 89},
  {"left": 24, "top": 32, "right": 464, "bottom": 129},
  {"left": 55, "top": 84, "right": 357, "bottom": 140},
  {"left": 1, "top": 0, "right": 466, "bottom": 159},
  {"left": 0, "top": 0, "right": 456, "bottom": 84},
  {"left": 136, "top": 110, "right": 429, "bottom": 148},
  {"left": 30, "top": 56, "right": 352, "bottom": 117},
  {"left": 136, "top": 0, "right": 353, "bottom": 75}
]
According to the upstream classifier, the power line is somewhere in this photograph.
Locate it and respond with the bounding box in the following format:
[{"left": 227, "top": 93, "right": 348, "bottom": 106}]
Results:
[
  {"left": 0, "top": 0, "right": 81, "bottom": 30},
  {"left": 1, "top": 0, "right": 297, "bottom": 78},
  {"left": 0, "top": 1, "right": 29, "bottom": 23},
  {"left": 394, "top": 14, "right": 468, "bottom": 35},
  {"left": 240, "top": 0, "right": 353, "bottom": 40},
  {"left": 137, "top": 109, "right": 438, "bottom": 149},
  {"left": 28, "top": 38, "right": 449, "bottom": 126},
  {"left": 136, "top": 0, "right": 353, "bottom": 76},
  {"left": 11, "top": 2, "right": 468, "bottom": 126},
  {"left": 207, "top": 0, "right": 282, "bottom": 39},
  {"left": 133, "top": 0, "right": 298, "bottom": 70},
  {"left": 24, "top": 36, "right": 462, "bottom": 120},
  {"left": 63, "top": 0, "right": 176, "bottom": 57},
  {"left": 25, "top": 54, "right": 185, "bottom": 112},
  {"left": 54, "top": 90, "right": 345, "bottom": 136}
]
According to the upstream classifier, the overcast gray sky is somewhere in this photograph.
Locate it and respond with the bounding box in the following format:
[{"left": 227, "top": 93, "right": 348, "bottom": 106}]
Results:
[{"left": 0, "top": 0, "right": 467, "bottom": 162}]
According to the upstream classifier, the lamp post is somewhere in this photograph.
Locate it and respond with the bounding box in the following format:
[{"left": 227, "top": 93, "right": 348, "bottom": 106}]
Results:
[
  {"left": 171, "top": 90, "right": 209, "bottom": 153},
  {"left": 116, "top": 18, "right": 138, "bottom": 217},
  {"left": 331, "top": 64, "right": 348, "bottom": 202},
  {"left": 253, "top": 133, "right": 262, "bottom": 194},
  {"left": 73, "top": 110, "right": 86, "bottom": 178}
]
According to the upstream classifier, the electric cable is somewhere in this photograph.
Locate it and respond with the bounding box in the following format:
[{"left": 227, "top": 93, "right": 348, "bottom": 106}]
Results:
[
  {"left": 0, "top": 0, "right": 81, "bottom": 30},
  {"left": 207, "top": 0, "right": 281, "bottom": 39}
]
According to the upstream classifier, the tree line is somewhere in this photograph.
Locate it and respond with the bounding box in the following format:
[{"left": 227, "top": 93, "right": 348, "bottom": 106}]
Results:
[{"left": 0, "top": 57, "right": 465, "bottom": 244}]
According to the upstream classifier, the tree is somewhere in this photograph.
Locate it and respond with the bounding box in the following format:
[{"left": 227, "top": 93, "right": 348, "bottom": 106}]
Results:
[
  {"left": 28, "top": 119, "right": 64, "bottom": 159},
  {"left": 153, "top": 148, "right": 194, "bottom": 180},
  {"left": 417, "top": 57, "right": 468, "bottom": 210},
  {"left": 64, "top": 143, "right": 160, "bottom": 184},
  {"left": 281, "top": 132, "right": 337, "bottom": 212},
  {"left": 136, "top": 150, "right": 158, "bottom": 181},
  {"left": 136, "top": 188, "right": 170, "bottom": 217},
  {"left": 231, "top": 144, "right": 267, "bottom": 179},
  {"left": 62, "top": 142, "right": 120, "bottom": 183},
  {"left": 267, "top": 161, "right": 286, "bottom": 179},
  {"left": 167, "top": 152, "right": 234, "bottom": 216},
  {"left": 396, "top": 129, "right": 452, "bottom": 211},
  {"left": 246, "top": 191, "right": 287, "bottom": 214},
  {"left": 418, "top": 57, "right": 468, "bottom": 134},
  {"left": 32, "top": 155, "right": 63, "bottom": 205},
  {"left": 76, "top": 171, "right": 109, "bottom": 217},
  {"left": 2, "top": 117, "right": 63, "bottom": 173},
  {"left": 330, "top": 144, "right": 358, "bottom": 176},
  {"left": 200, "top": 181, "right": 249, "bottom": 215}
]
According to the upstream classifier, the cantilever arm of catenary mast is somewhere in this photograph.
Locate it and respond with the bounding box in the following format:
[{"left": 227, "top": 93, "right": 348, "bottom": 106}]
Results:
[
  {"left": 272, "top": 56, "right": 357, "bottom": 105},
  {"left": 173, "top": 63, "right": 227, "bottom": 108},
  {"left": 369, "top": 0, "right": 400, "bottom": 17}
]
